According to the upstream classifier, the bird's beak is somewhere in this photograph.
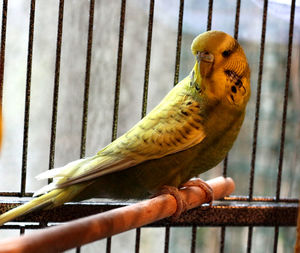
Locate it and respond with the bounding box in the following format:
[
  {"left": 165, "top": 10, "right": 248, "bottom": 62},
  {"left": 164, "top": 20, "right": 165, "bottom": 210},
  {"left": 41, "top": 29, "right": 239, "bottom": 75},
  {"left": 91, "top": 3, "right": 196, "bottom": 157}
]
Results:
[
  {"left": 196, "top": 51, "right": 214, "bottom": 77},
  {"left": 197, "top": 51, "right": 214, "bottom": 63}
]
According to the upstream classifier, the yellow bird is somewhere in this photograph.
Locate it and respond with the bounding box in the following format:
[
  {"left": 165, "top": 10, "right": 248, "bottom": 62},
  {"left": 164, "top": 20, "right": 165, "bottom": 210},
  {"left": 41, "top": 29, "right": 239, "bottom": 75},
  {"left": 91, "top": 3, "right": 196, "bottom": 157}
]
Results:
[{"left": 0, "top": 30, "right": 250, "bottom": 226}]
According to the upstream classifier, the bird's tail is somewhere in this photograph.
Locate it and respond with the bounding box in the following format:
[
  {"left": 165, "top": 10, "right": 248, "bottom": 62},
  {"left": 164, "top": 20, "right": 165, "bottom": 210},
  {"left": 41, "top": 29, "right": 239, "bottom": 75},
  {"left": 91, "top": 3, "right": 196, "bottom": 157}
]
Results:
[
  {"left": 0, "top": 155, "right": 105, "bottom": 226},
  {"left": 0, "top": 185, "right": 84, "bottom": 226}
]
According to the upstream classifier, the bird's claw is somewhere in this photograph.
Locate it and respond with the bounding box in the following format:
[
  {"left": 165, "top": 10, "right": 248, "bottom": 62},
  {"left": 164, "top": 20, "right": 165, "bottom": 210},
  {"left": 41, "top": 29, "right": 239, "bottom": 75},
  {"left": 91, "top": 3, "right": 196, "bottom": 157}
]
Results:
[
  {"left": 152, "top": 178, "right": 214, "bottom": 220},
  {"left": 159, "top": 185, "right": 187, "bottom": 219},
  {"left": 181, "top": 178, "right": 214, "bottom": 207},
  {"left": 152, "top": 185, "right": 187, "bottom": 220}
]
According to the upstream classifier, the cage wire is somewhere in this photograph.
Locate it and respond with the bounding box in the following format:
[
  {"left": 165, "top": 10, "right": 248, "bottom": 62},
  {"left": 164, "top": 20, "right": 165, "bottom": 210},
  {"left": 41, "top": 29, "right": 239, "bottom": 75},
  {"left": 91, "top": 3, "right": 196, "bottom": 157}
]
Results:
[{"left": 0, "top": 0, "right": 299, "bottom": 252}]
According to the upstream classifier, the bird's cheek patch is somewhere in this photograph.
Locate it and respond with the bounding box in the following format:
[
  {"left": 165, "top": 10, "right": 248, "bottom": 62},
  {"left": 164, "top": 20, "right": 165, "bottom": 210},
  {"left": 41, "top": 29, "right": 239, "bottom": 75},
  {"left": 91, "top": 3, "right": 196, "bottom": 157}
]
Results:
[{"left": 226, "top": 82, "right": 247, "bottom": 106}]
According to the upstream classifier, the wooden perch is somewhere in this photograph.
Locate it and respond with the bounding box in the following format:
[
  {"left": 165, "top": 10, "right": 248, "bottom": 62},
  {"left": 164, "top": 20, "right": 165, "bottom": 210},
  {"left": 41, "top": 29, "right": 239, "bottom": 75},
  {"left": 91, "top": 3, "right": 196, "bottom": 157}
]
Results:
[{"left": 0, "top": 176, "right": 235, "bottom": 253}]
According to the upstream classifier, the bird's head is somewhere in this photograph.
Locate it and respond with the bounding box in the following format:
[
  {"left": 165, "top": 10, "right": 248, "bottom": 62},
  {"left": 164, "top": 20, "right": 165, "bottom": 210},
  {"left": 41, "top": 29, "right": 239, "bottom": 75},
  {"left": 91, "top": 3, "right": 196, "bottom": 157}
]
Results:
[{"left": 191, "top": 30, "right": 250, "bottom": 109}]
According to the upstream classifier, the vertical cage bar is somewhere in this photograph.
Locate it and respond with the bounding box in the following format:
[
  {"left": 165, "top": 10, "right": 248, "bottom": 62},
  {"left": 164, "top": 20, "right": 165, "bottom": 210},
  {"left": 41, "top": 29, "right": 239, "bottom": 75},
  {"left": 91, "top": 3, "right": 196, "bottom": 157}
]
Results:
[
  {"left": 173, "top": 0, "right": 184, "bottom": 86},
  {"left": 135, "top": 227, "right": 141, "bottom": 253},
  {"left": 233, "top": 0, "right": 241, "bottom": 40},
  {"left": 141, "top": 0, "right": 155, "bottom": 118},
  {"left": 273, "top": 226, "right": 279, "bottom": 253},
  {"left": 247, "top": 226, "right": 253, "bottom": 253},
  {"left": 221, "top": 3, "right": 241, "bottom": 246},
  {"left": 165, "top": 1, "right": 184, "bottom": 249},
  {"left": 0, "top": 0, "right": 8, "bottom": 107},
  {"left": 138, "top": 1, "right": 154, "bottom": 248},
  {"left": 0, "top": 0, "right": 7, "bottom": 151},
  {"left": 222, "top": 156, "right": 228, "bottom": 178},
  {"left": 274, "top": 0, "right": 296, "bottom": 249},
  {"left": 206, "top": 0, "right": 213, "bottom": 31},
  {"left": 74, "top": 4, "right": 95, "bottom": 248},
  {"left": 21, "top": 0, "right": 36, "bottom": 196},
  {"left": 220, "top": 226, "right": 226, "bottom": 253},
  {"left": 48, "top": 0, "right": 65, "bottom": 174},
  {"left": 108, "top": 1, "right": 126, "bottom": 250},
  {"left": 80, "top": 0, "right": 95, "bottom": 158},
  {"left": 249, "top": 0, "right": 268, "bottom": 201},
  {"left": 247, "top": 1, "right": 268, "bottom": 250},
  {"left": 164, "top": 226, "right": 170, "bottom": 253},
  {"left": 276, "top": 0, "right": 296, "bottom": 201},
  {"left": 111, "top": 0, "right": 126, "bottom": 141},
  {"left": 190, "top": 225, "right": 197, "bottom": 253},
  {"left": 106, "top": 237, "right": 111, "bottom": 253}
]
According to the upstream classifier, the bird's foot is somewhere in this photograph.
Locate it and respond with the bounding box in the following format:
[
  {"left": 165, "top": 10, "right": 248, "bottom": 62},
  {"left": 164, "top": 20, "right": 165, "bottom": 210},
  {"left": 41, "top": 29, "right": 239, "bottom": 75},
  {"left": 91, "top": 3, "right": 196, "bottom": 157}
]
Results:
[
  {"left": 154, "top": 185, "right": 187, "bottom": 219},
  {"left": 153, "top": 178, "right": 214, "bottom": 220},
  {"left": 181, "top": 178, "right": 214, "bottom": 207}
]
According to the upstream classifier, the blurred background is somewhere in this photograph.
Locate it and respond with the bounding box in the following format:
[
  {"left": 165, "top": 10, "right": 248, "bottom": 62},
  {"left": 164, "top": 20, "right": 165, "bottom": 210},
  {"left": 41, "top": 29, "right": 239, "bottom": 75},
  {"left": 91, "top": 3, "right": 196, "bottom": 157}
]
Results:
[{"left": 0, "top": 0, "right": 299, "bottom": 252}]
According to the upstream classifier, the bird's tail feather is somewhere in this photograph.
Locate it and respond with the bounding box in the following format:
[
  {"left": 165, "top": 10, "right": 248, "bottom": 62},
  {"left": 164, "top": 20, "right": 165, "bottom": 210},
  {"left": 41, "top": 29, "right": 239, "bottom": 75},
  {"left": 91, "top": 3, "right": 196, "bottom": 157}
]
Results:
[
  {"left": 33, "top": 156, "right": 96, "bottom": 197},
  {"left": 0, "top": 185, "right": 84, "bottom": 226},
  {"left": 35, "top": 157, "right": 92, "bottom": 181}
]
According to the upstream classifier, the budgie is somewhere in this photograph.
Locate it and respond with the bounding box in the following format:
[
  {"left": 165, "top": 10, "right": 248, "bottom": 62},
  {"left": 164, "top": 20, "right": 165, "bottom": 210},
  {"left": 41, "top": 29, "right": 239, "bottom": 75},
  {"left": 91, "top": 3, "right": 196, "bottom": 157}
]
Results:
[{"left": 0, "top": 30, "right": 250, "bottom": 226}]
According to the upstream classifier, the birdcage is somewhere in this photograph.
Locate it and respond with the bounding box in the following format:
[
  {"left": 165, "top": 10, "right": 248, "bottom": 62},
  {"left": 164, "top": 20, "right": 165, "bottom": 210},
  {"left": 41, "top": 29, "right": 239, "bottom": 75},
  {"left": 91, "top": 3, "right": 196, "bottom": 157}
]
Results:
[{"left": 0, "top": 0, "right": 299, "bottom": 252}]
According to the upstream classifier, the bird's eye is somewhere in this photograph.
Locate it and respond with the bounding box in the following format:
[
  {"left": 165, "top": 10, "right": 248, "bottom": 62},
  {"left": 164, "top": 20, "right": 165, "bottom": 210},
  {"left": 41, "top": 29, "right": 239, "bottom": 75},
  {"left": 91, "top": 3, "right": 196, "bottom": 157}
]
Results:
[{"left": 222, "top": 50, "right": 232, "bottom": 57}]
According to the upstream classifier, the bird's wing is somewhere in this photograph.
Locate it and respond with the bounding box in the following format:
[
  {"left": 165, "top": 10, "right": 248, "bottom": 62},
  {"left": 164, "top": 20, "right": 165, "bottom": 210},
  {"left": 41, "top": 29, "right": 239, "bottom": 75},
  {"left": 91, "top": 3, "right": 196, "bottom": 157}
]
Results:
[{"left": 39, "top": 81, "right": 207, "bottom": 188}]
